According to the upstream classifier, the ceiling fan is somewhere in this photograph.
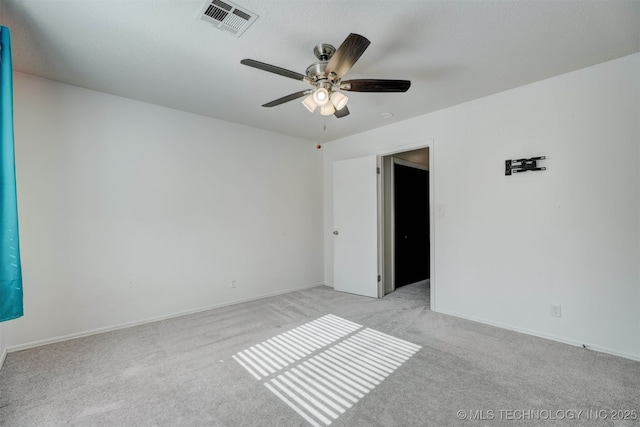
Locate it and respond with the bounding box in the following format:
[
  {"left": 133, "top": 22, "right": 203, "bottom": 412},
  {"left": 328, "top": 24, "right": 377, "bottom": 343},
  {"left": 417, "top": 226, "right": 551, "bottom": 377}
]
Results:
[{"left": 240, "top": 33, "right": 411, "bottom": 118}]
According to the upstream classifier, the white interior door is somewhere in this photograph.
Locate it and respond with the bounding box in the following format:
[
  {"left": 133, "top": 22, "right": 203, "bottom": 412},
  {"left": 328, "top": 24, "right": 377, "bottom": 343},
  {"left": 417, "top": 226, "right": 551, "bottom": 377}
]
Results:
[{"left": 333, "top": 155, "right": 379, "bottom": 298}]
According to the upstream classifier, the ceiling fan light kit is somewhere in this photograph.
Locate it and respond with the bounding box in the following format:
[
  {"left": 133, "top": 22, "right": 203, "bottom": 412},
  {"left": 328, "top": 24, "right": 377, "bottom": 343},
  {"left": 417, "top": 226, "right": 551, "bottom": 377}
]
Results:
[
  {"left": 240, "top": 33, "right": 411, "bottom": 119},
  {"left": 302, "top": 87, "right": 349, "bottom": 114}
]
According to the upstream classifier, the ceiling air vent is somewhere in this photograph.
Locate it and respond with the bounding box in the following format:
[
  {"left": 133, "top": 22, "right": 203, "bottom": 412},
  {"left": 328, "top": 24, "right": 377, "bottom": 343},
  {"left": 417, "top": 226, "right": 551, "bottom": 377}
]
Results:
[{"left": 198, "top": 0, "right": 258, "bottom": 37}]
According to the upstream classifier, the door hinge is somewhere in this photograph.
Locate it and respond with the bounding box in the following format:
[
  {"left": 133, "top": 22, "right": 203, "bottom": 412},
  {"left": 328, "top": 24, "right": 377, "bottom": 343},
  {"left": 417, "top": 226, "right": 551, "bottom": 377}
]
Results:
[
  {"left": 377, "top": 167, "right": 381, "bottom": 174},
  {"left": 378, "top": 274, "right": 381, "bottom": 282}
]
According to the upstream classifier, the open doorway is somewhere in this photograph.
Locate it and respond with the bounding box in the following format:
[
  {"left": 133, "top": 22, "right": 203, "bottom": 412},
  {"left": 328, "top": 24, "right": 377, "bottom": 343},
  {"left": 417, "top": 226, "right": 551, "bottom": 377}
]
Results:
[
  {"left": 381, "top": 148, "right": 430, "bottom": 303},
  {"left": 395, "top": 162, "right": 430, "bottom": 287}
]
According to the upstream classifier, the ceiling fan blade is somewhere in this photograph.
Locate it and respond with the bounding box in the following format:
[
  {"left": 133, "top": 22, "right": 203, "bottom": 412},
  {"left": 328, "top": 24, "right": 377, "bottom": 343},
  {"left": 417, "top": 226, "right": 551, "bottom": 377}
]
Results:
[
  {"left": 241, "top": 59, "right": 312, "bottom": 83},
  {"left": 324, "top": 33, "right": 371, "bottom": 80},
  {"left": 341, "top": 79, "right": 411, "bottom": 92},
  {"left": 262, "top": 90, "right": 310, "bottom": 107},
  {"left": 334, "top": 106, "right": 350, "bottom": 118}
]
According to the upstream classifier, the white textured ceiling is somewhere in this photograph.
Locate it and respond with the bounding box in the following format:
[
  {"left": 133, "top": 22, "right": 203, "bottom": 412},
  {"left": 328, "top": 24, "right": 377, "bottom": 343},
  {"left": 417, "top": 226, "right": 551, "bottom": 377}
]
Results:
[{"left": 1, "top": 0, "right": 639, "bottom": 142}]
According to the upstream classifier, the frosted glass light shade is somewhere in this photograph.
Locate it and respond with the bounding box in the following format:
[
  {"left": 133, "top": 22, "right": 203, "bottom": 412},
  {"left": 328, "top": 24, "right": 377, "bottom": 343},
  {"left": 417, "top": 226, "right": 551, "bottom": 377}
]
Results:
[
  {"left": 330, "top": 91, "right": 348, "bottom": 110},
  {"left": 320, "top": 103, "right": 336, "bottom": 116},
  {"left": 302, "top": 95, "right": 317, "bottom": 112},
  {"left": 312, "top": 87, "right": 330, "bottom": 106}
]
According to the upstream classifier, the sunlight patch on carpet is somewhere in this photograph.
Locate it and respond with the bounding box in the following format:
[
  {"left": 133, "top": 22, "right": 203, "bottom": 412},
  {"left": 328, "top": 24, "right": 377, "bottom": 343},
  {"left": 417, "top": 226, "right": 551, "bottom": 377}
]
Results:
[{"left": 234, "top": 315, "right": 421, "bottom": 426}]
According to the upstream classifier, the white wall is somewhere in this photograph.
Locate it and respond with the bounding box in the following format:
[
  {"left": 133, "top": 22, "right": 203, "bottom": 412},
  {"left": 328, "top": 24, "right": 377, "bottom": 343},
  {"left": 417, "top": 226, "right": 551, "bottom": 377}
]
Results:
[
  {"left": 323, "top": 54, "right": 640, "bottom": 360},
  {"left": 0, "top": 324, "right": 5, "bottom": 369},
  {"left": 7, "top": 73, "right": 324, "bottom": 349}
]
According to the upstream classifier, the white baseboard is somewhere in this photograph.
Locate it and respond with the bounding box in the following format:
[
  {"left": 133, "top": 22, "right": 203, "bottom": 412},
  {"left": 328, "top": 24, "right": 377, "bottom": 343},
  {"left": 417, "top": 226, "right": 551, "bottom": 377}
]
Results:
[
  {"left": 0, "top": 347, "right": 6, "bottom": 371},
  {"left": 435, "top": 308, "right": 640, "bottom": 362},
  {"left": 8, "top": 282, "right": 325, "bottom": 353}
]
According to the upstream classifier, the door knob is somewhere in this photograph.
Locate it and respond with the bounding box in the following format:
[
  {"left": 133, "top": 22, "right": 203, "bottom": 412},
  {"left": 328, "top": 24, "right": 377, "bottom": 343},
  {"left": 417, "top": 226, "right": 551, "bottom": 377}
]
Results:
[{"left": 333, "top": 230, "right": 339, "bottom": 235}]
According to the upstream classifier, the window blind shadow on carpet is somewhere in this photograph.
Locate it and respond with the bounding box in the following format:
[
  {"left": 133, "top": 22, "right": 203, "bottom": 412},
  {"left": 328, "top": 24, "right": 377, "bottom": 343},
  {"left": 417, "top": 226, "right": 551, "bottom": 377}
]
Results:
[{"left": 233, "top": 314, "right": 421, "bottom": 426}]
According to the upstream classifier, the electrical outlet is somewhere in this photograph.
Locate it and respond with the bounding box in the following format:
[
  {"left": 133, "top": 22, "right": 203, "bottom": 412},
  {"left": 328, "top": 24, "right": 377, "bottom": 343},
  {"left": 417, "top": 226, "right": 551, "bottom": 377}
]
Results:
[
  {"left": 231, "top": 280, "right": 237, "bottom": 288},
  {"left": 551, "top": 304, "right": 561, "bottom": 318}
]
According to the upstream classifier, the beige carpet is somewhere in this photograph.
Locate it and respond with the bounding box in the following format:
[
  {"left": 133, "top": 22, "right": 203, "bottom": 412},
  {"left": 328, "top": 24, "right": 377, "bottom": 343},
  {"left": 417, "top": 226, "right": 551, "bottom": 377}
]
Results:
[{"left": 1, "top": 282, "right": 639, "bottom": 426}]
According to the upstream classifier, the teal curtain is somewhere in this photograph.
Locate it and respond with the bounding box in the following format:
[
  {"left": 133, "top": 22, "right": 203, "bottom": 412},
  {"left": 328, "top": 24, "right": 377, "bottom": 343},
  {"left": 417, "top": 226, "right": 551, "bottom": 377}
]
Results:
[{"left": 0, "top": 26, "right": 23, "bottom": 322}]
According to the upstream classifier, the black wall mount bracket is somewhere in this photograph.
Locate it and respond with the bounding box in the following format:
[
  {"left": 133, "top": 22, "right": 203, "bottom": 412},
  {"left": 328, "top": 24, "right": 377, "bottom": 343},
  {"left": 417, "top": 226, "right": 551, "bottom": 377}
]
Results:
[{"left": 505, "top": 156, "right": 546, "bottom": 176}]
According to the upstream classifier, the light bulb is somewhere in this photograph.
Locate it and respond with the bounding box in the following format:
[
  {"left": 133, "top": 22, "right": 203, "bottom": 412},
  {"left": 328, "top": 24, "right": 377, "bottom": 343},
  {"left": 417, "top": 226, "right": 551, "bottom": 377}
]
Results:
[{"left": 312, "top": 87, "right": 330, "bottom": 106}]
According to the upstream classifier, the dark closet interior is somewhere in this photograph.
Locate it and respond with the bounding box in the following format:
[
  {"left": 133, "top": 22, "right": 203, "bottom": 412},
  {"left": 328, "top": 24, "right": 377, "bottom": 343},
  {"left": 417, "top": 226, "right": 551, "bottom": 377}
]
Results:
[{"left": 394, "top": 163, "right": 430, "bottom": 287}]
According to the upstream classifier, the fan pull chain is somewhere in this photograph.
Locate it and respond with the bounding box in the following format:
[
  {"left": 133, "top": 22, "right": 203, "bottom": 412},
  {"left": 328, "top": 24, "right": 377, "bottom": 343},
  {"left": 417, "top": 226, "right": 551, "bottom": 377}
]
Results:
[{"left": 316, "top": 122, "right": 327, "bottom": 150}]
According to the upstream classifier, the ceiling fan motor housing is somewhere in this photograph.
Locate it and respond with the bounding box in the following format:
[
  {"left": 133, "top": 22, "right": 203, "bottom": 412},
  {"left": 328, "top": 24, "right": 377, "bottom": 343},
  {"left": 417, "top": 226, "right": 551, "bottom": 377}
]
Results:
[
  {"left": 306, "top": 61, "right": 327, "bottom": 80},
  {"left": 307, "top": 43, "right": 340, "bottom": 85}
]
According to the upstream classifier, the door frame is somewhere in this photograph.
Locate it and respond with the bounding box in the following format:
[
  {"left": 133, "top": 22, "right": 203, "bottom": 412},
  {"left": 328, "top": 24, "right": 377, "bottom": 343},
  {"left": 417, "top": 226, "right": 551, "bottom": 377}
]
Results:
[{"left": 377, "top": 140, "right": 435, "bottom": 308}]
